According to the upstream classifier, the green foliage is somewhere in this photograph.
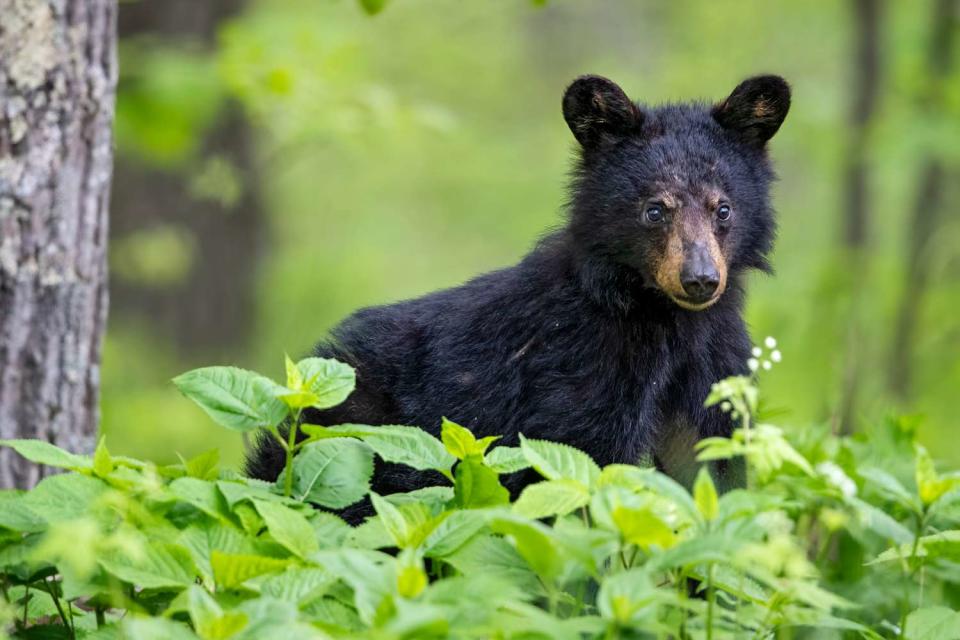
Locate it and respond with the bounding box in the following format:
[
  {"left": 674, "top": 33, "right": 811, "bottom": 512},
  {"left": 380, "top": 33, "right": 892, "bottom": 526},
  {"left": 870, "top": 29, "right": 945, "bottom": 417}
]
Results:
[{"left": 5, "top": 356, "right": 960, "bottom": 637}]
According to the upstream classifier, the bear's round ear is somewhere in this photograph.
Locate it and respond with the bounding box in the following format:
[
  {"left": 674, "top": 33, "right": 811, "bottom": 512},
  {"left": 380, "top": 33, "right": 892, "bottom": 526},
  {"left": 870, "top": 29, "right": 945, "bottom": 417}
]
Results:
[
  {"left": 712, "top": 75, "right": 791, "bottom": 147},
  {"left": 562, "top": 75, "right": 643, "bottom": 148}
]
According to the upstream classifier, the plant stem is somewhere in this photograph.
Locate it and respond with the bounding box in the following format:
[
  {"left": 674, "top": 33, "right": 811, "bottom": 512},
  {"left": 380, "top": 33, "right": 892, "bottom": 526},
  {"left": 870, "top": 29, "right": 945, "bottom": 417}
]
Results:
[
  {"left": 706, "top": 563, "right": 716, "bottom": 640},
  {"left": 95, "top": 605, "right": 105, "bottom": 627},
  {"left": 283, "top": 409, "right": 302, "bottom": 498},
  {"left": 42, "top": 579, "right": 73, "bottom": 638}
]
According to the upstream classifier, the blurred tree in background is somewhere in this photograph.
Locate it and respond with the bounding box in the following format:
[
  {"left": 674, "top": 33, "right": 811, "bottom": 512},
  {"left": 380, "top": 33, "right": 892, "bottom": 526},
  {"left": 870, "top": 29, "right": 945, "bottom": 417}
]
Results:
[{"left": 101, "top": 0, "right": 960, "bottom": 469}]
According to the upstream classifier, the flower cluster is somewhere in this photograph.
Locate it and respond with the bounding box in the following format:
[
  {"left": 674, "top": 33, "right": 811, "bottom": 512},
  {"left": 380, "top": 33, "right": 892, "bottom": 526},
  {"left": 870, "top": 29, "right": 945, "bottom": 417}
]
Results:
[{"left": 748, "top": 336, "right": 782, "bottom": 373}]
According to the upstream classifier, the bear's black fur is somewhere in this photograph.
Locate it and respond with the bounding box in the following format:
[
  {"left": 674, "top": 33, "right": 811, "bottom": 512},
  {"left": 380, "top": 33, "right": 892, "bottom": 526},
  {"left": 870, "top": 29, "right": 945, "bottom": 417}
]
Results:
[{"left": 247, "top": 74, "right": 790, "bottom": 522}]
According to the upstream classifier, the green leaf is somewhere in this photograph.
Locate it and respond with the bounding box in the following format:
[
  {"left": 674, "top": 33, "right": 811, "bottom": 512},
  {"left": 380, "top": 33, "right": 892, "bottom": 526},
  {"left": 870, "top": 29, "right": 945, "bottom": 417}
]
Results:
[
  {"left": 904, "top": 606, "right": 960, "bottom": 640},
  {"left": 396, "top": 550, "right": 427, "bottom": 598},
  {"left": 599, "top": 465, "right": 700, "bottom": 525},
  {"left": 253, "top": 500, "right": 320, "bottom": 559},
  {"left": 99, "top": 542, "right": 197, "bottom": 589},
  {"left": 21, "top": 473, "right": 108, "bottom": 524},
  {"left": 512, "top": 479, "right": 589, "bottom": 519},
  {"left": 490, "top": 516, "right": 565, "bottom": 579},
  {"left": 454, "top": 456, "right": 509, "bottom": 508},
  {"left": 172, "top": 366, "right": 288, "bottom": 432},
  {"left": 370, "top": 492, "right": 411, "bottom": 548},
  {"left": 178, "top": 522, "right": 257, "bottom": 585},
  {"left": 441, "top": 418, "right": 496, "bottom": 459},
  {"left": 284, "top": 354, "right": 303, "bottom": 391},
  {"left": 312, "top": 549, "right": 394, "bottom": 625},
  {"left": 287, "top": 438, "right": 373, "bottom": 509},
  {"left": 296, "top": 357, "right": 356, "bottom": 409},
  {"left": 261, "top": 568, "right": 334, "bottom": 604},
  {"left": 93, "top": 437, "right": 113, "bottom": 478},
  {"left": 443, "top": 535, "right": 541, "bottom": 594},
  {"left": 187, "top": 585, "right": 249, "bottom": 640},
  {"left": 210, "top": 551, "right": 290, "bottom": 589},
  {"left": 612, "top": 505, "right": 676, "bottom": 551},
  {"left": 0, "top": 439, "right": 91, "bottom": 471},
  {"left": 693, "top": 466, "right": 719, "bottom": 522},
  {"left": 423, "top": 510, "right": 488, "bottom": 557},
  {"left": 484, "top": 446, "right": 531, "bottom": 474},
  {"left": 182, "top": 448, "right": 220, "bottom": 481},
  {"left": 357, "top": 0, "right": 389, "bottom": 15},
  {"left": 304, "top": 424, "right": 455, "bottom": 474},
  {"left": 870, "top": 530, "right": 960, "bottom": 565},
  {"left": 519, "top": 434, "right": 600, "bottom": 487},
  {"left": 170, "top": 477, "right": 233, "bottom": 522},
  {"left": 122, "top": 617, "right": 201, "bottom": 640}
]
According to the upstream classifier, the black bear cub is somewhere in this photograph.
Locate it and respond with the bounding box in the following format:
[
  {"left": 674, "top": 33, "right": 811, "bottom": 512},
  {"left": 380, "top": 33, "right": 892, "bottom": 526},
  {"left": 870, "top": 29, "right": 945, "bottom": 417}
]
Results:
[{"left": 248, "top": 74, "right": 791, "bottom": 521}]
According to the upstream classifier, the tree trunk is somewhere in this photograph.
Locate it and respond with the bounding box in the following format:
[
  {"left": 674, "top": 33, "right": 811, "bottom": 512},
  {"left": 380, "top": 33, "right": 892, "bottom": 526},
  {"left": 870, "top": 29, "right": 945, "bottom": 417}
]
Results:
[
  {"left": 0, "top": 0, "right": 117, "bottom": 488},
  {"left": 836, "top": 0, "right": 882, "bottom": 435},
  {"left": 888, "top": 0, "right": 957, "bottom": 398}
]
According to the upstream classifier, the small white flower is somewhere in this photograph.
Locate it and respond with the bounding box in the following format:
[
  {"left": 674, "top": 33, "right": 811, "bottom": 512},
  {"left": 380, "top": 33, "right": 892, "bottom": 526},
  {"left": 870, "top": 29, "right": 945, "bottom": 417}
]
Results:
[
  {"left": 764, "top": 336, "right": 777, "bottom": 349},
  {"left": 762, "top": 360, "right": 772, "bottom": 371},
  {"left": 770, "top": 349, "right": 782, "bottom": 363},
  {"left": 747, "top": 358, "right": 759, "bottom": 372},
  {"left": 721, "top": 401, "right": 731, "bottom": 412},
  {"left": 751, "top": 346, "right": 762, "bottom": 357},
  {"left": 816, "top": 462, "right": 857, "bottom": 498}
]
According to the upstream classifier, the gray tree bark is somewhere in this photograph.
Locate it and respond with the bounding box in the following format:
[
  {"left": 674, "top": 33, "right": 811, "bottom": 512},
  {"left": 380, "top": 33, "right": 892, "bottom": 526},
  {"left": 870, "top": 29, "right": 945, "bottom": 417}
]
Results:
[{"left": 0, "top": 0, "right": 117, "bottom": 488}]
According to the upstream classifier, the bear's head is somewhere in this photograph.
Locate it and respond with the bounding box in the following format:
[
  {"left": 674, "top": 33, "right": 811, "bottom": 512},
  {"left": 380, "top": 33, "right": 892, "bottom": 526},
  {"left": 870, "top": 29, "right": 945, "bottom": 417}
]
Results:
[{"left": 563, "top": 75, "right": 790, "bottom": 311}]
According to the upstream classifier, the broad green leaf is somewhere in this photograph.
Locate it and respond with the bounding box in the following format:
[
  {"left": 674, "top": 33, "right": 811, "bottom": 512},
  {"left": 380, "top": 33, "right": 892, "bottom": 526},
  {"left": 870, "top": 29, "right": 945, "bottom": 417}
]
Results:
[
  {"left": 310, "top": 511, "right": 353, "bottom": 549},
  {"left": 490, "top": 516, "right": 564, "bottom": 579},
  {"left": 93, "top": 437, "right": 114, "bottom": 478},
  {"left": 21, "top": 473, "right": 108, "bottom": 524},
  {"left": 370, "top": 491, "right": 411, "bottom": 548},
  {"left": 0, "top": 439, "right": 91, "bottom": 471},
  {"left": 441, "top": 418, "right": 489, "bottom": 459},
  {"left": 847, "top": 496, "right": 914, "bottom": 545},
  {"left": 599, "top": 465, "right": 700, "bottom": 525},
  {"left": 0, "top": 492, "right": 46, "bottom": 533},
  {"left": 423, "top": 511, "right": 488, "bottom": 557},
  {"left": 253, "top": 500, "right": 320, "bottom": 559},
  {"left": 304, "top": 424, "right": 455, "bottom": 474},
  {"left": 172, "top": 366, "right": 288, "bottom": 432},
  {"left": 859, "top": 467, "right": 920, "bottom": 512},
  {"left": 99, "top": 542, "right": 197, "bottom": 589},
  {"left": 296, "top": 357, "right": 356, "bottom": 409},
  {"left": 443, "top": 535, "right": 541, "bottom": 595},
  {"left": 210, "top": 551, "right": 290, "bottom": 589},
  {"left": 178, "top": 522, "right": 257, "bottom": 585},
  {"left": 597, "top": 568, "right": 660, "bottom": 625},
  {"left": 612, "top": 505, "right": 676, "bottom": 551},
  {"left": 904, "top": 606, "right": 960, "bottom": 640},
  {"left": 485, "top": 446, "right": 531, "bottom": 474},
  {"left": 287, "top": 439, "right": 373, "bottom": 509},
  {"left": 187, "top": 585, "right": 249, "bottom": 640},
  {"left": 512, "top": 479, "right": 589, "bottom": 519},
  {"left": 182, "top": 448, "right": 220, "bottom": 481},
  {"left": 261, "top": 568, "right": 334, "bottom": 604},
  {"left": 313, "top": 549, "right": 394, "bottom": 625},
  {"left": 693, "top": 466, "right": 719, "bottom": 522},
  {"left": 122, "top": 617, "right": 201, "bottom": 640},
  {"left": 915, "top": 445, "right": 960, "bottom": 506},
  {"left": 453, "top": 456, "right": 509, "bottom": 508},
  {"left": 870, "top": 530, "right": 960, "bottom": 565},
  {"left": 284, "top": 354, "right": 303, "bottom": 390},
  {"left": 519, "top": 434, "right": 600, "bottom": 487},
  {"left": 170, "top": 477, "right": 233, "bottom": 523}
]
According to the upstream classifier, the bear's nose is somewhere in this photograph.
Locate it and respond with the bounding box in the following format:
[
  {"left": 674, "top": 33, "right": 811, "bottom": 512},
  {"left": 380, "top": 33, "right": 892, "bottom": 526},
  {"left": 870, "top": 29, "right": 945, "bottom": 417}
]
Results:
[{"left": 680, "top": 263, "right": 720, "bottom": 303}]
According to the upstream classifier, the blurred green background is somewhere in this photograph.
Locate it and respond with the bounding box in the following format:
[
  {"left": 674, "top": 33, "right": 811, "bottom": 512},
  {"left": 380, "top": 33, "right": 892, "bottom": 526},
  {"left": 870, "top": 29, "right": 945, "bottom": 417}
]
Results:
[{"left": 102, "top": 0, "right": 960, "bottom": 469}]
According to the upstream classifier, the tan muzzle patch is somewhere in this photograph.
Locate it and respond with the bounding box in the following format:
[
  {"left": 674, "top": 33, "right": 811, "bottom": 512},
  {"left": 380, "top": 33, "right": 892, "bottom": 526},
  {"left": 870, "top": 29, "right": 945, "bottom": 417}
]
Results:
[{"left": 653, "top": 227, "right": 727, "bottom": 311}]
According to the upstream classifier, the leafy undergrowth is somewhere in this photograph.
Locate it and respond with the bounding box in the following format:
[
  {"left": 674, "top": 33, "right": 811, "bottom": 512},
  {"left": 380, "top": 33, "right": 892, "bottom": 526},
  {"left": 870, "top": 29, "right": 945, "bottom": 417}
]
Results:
[{"left": 1, "top": 349, "right": 960, "bottom": 639}]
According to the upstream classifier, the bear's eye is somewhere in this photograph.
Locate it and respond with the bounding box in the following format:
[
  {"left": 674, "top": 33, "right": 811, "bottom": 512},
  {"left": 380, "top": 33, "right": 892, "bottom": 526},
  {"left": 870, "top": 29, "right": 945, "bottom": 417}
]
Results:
[
  {"left": 716, "top": 204, "right": 732, "bottom": 221},
  {"left": 644, "top": 204, "right": 665, "bottom": 224}
]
